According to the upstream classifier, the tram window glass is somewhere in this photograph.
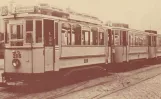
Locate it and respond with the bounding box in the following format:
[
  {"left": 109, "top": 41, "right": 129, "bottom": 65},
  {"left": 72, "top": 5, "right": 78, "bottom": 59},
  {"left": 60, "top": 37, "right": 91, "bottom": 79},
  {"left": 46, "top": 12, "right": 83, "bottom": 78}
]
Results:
[
  {"left": 36, "top": 20, "right": 42, "bottom": 43},
  {"left": 17, "top": 25, "right": 23, "bottom": 39},
  {"left": 55, "top": 22, "right": 58, "bottom": 45},
  {"left": 129, "top": 34, "right": 133, "bottom": 46},
  {"left": 152, "top": 36, "right": 156, "bottom": 46},
  {"left": 144, "top": 35, "right": 148, "bottom": 46},
  {"left": 26, "top": 20, "right": 33, "bottom": 31},
  {"left": 91, "top": 27, "right": 98, "bottom": 45},
  {"left": 26, "top": 20, "right": 33, "bottom": 43},
  {"left": 90, "top": 31, "right": 93, "bottom": 45},
  {"left": 131, "top": 34, "right": 134, "bottom": 46},
  {"left": 72, "top": 24, "right": 81, "bottom": 45},
  {"left": 99, "top": 28, "right": 105, "bottom": 45},
  {"left": 10, "top": 25, "right": 23, "bottom": 39},
  {"left": 61, "top": 23, "right": 71, "bottom": 45},
  {"left": 139, "top": 37, "right": 142, "bottom": 46},
  {"left": 5, "top": 22, "right": 9, "bottom": 43},
  {"left": 135, "top": 36, "right": 138, "bottom": 46},
  {"left": 120, "top": 31, "right": 123, "bottom": 46},
  {"left": 82, "top": 30, "right": 90, "bottom": 45},
  {"left": 44, "top": 20, "right": 54, "bottom": 46},
  {"left": 107, "top": 29, "right": 112, "bottom": 46},
  {"left": 159, "top": 37, "right": 161, "bottom": 46},
  {"left": 122, "top": 31, "right": 127, "bottom": 46},
  {"left": 148, "top": 35, "right": 151, "bottom": 46},
  {"left": 114, "top": 30, "right": 120, "bottom": 46}
]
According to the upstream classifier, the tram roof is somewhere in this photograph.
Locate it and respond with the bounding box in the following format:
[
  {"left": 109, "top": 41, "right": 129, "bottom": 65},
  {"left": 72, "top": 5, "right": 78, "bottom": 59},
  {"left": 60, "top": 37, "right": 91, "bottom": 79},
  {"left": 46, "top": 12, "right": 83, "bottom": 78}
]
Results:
[{"left": 0, "top": 3, "right": 103, "bottom": 25}]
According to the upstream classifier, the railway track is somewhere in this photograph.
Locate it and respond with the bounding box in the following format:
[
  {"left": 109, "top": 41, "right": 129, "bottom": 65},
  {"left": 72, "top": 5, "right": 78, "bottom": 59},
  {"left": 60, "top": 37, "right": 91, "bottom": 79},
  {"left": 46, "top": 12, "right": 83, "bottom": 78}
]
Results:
[
  {"left": 51, "top": 64, "right": 161, "bottom": 99},
  {"left": 94, "top": 68, "right": 161, "bottom": 99},
  {"left": 0, "top": 63, "right": 161, "bottom": 99}
]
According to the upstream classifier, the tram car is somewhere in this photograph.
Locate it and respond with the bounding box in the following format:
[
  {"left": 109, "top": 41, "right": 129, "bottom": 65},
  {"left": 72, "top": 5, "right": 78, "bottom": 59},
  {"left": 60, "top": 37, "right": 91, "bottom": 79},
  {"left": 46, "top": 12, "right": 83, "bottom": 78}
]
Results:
[
  {"left": 109, "top": 25, "right": 159, "bottom": 64},
  {"left": 0, "top": 3, "right": 161, "bottom": 84},
  {"left": 0, "top": 4, "right": 110, "bottom": 83}
]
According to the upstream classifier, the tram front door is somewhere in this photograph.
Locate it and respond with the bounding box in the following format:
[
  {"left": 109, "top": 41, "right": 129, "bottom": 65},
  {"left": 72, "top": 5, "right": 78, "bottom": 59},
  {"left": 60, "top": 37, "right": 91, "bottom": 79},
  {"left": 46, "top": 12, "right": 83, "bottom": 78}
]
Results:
[{"left": 44, "top": 19, "right": 55, "bottom": 72}]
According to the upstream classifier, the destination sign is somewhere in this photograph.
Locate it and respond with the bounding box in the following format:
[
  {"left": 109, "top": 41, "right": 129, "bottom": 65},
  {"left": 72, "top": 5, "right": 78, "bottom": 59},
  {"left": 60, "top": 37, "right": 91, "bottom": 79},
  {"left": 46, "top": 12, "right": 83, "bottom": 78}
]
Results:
[
  {"left": 15, "top": 6, "right": 35, "bottom": 14},
  {"left": 112, "top": 23, "right": 129, "bottom": 28}
]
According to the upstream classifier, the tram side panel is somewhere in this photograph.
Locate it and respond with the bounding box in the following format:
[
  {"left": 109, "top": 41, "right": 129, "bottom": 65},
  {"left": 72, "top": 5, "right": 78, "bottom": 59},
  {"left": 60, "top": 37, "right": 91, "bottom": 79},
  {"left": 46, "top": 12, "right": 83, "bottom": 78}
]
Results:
[
  {"left": 57, "top": 46, "right": 106, "bottom": 69},
  {"left": 5, "top": 49, "right": 33, "bottom": 73},
  {"left": 128, "top": 46, "right": 148, "bottom": 61}
]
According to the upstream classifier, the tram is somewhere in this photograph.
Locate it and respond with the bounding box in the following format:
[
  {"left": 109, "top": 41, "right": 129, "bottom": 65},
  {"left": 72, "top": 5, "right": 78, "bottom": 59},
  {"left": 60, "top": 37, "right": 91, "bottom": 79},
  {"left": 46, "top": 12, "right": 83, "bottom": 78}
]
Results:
[
  {"left": 1, "top": 3, "right": 161, "bottom": 84},
  {"left": 0, "top": 4, "right": 111, "bottom": 83}
]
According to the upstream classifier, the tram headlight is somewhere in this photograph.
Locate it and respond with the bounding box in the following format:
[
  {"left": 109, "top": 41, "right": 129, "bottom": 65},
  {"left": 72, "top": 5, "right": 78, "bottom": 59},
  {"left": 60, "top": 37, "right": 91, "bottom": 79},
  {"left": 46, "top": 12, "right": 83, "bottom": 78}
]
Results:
[{"left": 12, "top": 59, "right": 21, "bottom": 68}]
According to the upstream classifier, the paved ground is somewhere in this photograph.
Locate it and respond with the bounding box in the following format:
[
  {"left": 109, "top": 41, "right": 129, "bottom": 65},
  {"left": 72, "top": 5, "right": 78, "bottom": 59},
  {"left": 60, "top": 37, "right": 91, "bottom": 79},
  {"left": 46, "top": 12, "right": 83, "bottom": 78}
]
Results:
[
  {"left": 0, "top": 62, "right": 161, "bottom": 99},
  {"left": 101, "top": 74, "right": 161, "bottom": 99},
  {"left": 55, "top": 64, "right": 161, "bottom": 99}
]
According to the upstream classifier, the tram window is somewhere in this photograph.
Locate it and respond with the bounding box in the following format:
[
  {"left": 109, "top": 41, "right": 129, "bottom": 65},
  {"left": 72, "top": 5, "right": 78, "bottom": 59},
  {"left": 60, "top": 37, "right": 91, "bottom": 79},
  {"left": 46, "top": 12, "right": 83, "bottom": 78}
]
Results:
[
  {"left": 67, "top": 30, "right": 71, "bottom": 45},
  {"left": 122, "top": 31, "right": 127, "bottom": 46},
  {"left": 10, "top": 25, "right": 16, "bottom": 39},
  {"left": 61, "top": 23, "right": 71, "bottom": 45},
  {"left": 26, "top": 20, "right": 33, "bottom": 43},
  {"left": 114, "top": 30, "right": 120, "bottom": 46},
  {"left": 55, "top": 22, "right": 58, "bottom": 45},
  {"left": 136, "top": 36, "right": 138, "bottom": 46},
  {"left": 99, "top": 28, "right": 105, "bottom": 45},
  {"left": 120, "top": 31, "right": 123, "bottom": 46},
  {"left": 129, "top": 34, "right": 131, "bottom": 46},
  {"left": 10, "top": 25, "right": 23, "bottom": 39},
  {"left": 159, "top": 38, "right": 161, "bottom": 46},
  {"left": 148, "top": 36, "right": 151, "bottom": 46},
  {"left": 90, "top": 31, "right": 93, "bottom": 45},
  {"left": 145, "top": 37, "right": 148, "bottom": 46},
  {"left": 82, "top": 30, "right": 90, "bottom": 45},
  {"left": 17, "top": 25, "right": 23, "bottom": 39},
  {"left": 152, "top": 36, "right": 156, "bottom": 46},
  {"left": 107, "top": 29, "right": 112, "bottom": 46},
  {"left": 36, "top": 21, "right": 42, "bottom": 43},
  {"left": 72, "top": 24, "right": 81, "bottom": 45},
  {"left": 5, "top": 22, "right": 9, "bottom": 43},
  {"left": 91, "top": 27, "right": 98, "bottom": 45},
  {"left": 44, "top": 19, "right": 54, "bottom": 46},
  {"left": 99, "top": 32, "right": 104, "bottom": 45},
  {"left": 26, "top": 20, "right": 33, "bottom": 31}
]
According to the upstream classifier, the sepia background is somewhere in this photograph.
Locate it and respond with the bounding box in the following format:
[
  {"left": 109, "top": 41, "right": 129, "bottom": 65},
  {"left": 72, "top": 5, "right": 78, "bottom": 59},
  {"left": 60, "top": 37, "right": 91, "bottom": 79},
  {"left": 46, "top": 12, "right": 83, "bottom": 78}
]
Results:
[{"left": 0, "top": 0, "right": 161, "bottom": 33}]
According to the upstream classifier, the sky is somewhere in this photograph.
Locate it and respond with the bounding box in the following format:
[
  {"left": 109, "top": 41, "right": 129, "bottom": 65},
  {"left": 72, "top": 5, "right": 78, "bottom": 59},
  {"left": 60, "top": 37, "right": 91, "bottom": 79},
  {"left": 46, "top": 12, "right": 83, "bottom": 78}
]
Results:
[{"left": 0, "top": 0, "right": 161, "bottom": 33}]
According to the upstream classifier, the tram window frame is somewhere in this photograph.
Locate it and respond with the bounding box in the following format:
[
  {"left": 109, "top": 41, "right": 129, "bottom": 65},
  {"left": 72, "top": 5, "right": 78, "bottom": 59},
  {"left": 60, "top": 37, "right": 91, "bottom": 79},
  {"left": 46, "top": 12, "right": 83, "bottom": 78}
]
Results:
[
  {"left": 35, "top": 20, "right": 42, "bottom": 43},
  {"left": 61, "top": 22, "right": 71, "bottom": 45},
  {"left": 143, "top": 35, "right": 148, "bottom": 46},
  {"left": 10, "top": 24, "right": 23, "bottom": 40},
  {"left": 129, "top": 33, "right": 133, "bottom": 46},
  {"left": 158, "top": 37, "right": 161, "bottom": 46},
  {"left": 107, "top": 29, "right": 112, "bottom": 46},
  {"left": 9, "top": 23, "right": 23, "bottom": 46},
  {"left": 113, "top": 30, "right": 120, "bottom": 46},
  {"left": 91, "top": 27, "right": 98, "bottom": 45},
  {"left": 99, "top": 28, "right": 105, "bottom": 45},
  {"left": 152, "top": 36, "right": 156, "bottom": 47},
  {"left": 25, "top": 20, "right": 33, "bottom": 43},
  {"left": 82, "top": 30, "right": 90, "bottom": 45},
  {"left": 55, "top": 22, "right": 58, "bottom": 45},
  {"left": 5, "top": 21, "right": 9, "bottom": 44},
  {"left": 72, "top": 24, "right": 81, "bottom": 45},
  {"left": 120, "top": 31, "right": 123, "bottom": 46}
]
